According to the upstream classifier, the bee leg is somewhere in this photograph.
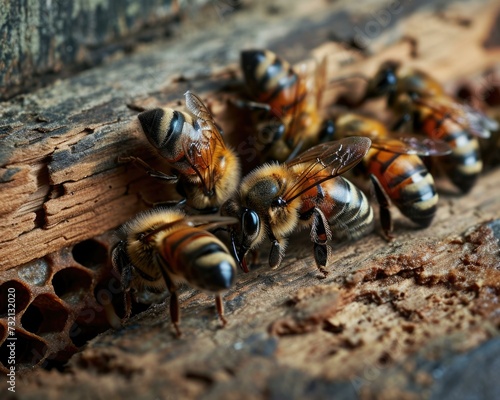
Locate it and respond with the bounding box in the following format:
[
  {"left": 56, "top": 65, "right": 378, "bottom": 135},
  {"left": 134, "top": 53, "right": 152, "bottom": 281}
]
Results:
[
  {"left": 123, "top": 289, "right": 132, "bottom": 320},
  {"left": 230, "top": 98, "right": 272, "bottom": 112},
  {"left": 149, "top": 198, "right": 187, "bottom": 210},
  {"left": 118, "top": 155, "right": 178, "bottom": 181},
  {"left": 111, "top": 240, "right": 133, "bottom": 322},
  {"left": 250, "top": 249, "right": 260, "bottom": 266},
  {"left": 311, "top": 208, "right": 332, "bottom": 278},
  {"left": 158, "top": 267, "right": 182, "bottom": 337},
  {"left": 268, "top": 234, "right": 285, "bottom": 269},
  {"left": 370, "top": 174, "right": 394, "bottom": 241},
  {"left": 215, "top": 294, "right": 227, "bottom": 327},
  {"left": 169, "top": 291, "right": 182, "bottom": 338}
]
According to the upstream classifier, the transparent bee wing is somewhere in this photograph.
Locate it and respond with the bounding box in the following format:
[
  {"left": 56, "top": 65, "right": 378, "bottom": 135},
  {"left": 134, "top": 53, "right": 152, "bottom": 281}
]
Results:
[
  {"left": 185, "top": 215, "right": 239, "bottom": 231},
  {"left": 371, "top": 135, "right": 452, "bottom": 156},
  {"left": 283, "top": 136, "right": 371, "bottom": 203},
  {"left": 182, "top": 91, "right": 227, "bottom": 194},
  {"left": 415, "top": 95, "right": 496, "bottom": 139}
]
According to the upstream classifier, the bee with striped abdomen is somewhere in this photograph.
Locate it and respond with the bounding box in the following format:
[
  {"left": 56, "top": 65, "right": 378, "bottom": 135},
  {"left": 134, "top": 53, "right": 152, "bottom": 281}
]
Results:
[
  {"left": 238, "top": 49, "right": 332, "bottom": 162},
  {"left": 333, "top": 113, "right": 451, "bottom": 239},
  {"left": 111, "top": 209, "right": 238, "bottom": 336},
  {"left": 221, "top": 137, "right": 374, "bottom": 277},
  {"left": 123, "top": 91, "right": 241, "bottom": 213},
  {"left": 364, "top": 61, "right": 498, "bottom": 193}
]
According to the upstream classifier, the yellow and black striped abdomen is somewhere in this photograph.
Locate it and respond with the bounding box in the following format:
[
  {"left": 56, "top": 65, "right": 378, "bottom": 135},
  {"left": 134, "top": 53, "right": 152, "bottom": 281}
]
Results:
[
  {"left": 160, "top": 227, "right": 236, "bottom": 292},
  {"left": 439, "top": 130, "right": 482, "bottom": 193},
  {"left": 241, "top": 49, "right": 305, "bottom": 115},
  {"left": 320, "top": 177, "right": 374, "bottom": 241},
  {"left": 368, "top": 150, "right": 438, "bottom": 227},
  {"left": 421, "top": 115, "right": 482, "bottom": 193},
  {"left": 138, "top": 108, "right": 194, "bottom": 161}
]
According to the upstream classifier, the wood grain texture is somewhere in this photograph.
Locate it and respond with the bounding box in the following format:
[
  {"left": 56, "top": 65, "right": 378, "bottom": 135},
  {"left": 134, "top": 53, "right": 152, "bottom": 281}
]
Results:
[
  {"left": 8, "top": 193, "right": 500, "bottom": 398},
  {"left": 0, "top": 0, "right": 500, "bottom": 397},
  {"left": 0, "top": 0, "right": 192, "bottom": 100}
]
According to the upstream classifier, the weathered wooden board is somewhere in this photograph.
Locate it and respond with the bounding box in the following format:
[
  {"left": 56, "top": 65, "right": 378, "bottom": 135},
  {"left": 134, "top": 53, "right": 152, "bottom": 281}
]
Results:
[
  {"left": 8, "top": 192, "right": 500, "bottom": 398},
  {"left": 0, "top": 0, "right": 205, "bottom": 100}
]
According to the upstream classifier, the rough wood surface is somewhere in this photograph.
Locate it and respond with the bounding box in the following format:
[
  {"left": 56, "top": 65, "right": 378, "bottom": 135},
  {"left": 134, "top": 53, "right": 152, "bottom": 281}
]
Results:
[
  {"left": 0, "top": 0, "right": 195, "bottom": 100},
  {"left": 6, "top": 192, "right": 500, "bottom": 399},
  {"left": 1, "top": 0, "right": 500, "bottom": 398}
]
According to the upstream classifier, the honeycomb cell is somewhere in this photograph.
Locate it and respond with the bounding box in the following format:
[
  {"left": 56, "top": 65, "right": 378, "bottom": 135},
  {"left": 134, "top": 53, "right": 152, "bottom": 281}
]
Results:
[
  {"left": 0, "top": 329, "right": 48, "bottom": 369},
  {"left": 21, "top": 294, "right": 69, "bottom": 335},
  {"left": 72, "top": 239, "right": 108, "bottom": 270},
  {"left": 17, "top": 258, "right": 51, "bottom": 286},
  {"left": 0, "top": 280, "right": 32, "bottom": 316},
  {"left": 51, "top": 267, "right": 93, "bottom": 305}
]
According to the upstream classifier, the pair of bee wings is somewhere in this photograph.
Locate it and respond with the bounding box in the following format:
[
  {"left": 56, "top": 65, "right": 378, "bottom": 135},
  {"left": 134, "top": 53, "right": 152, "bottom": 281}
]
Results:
[
  {"left": 295, "top": 56, "right": 328, "bottom": 110},
  {"left": 413, "top": 95, "right": 498, "bottom": 139},
  {"left": 275, "top": 133, "right": 450, "bottom": 205},
  {"left": 336, "top": 114, "right": 452, "bottom": 156},
  {"left": 181, "top": 91, "right": 227, "bottom": 183},
  {"left": 265, "top": 57, "right": 327, "bottom": 138},
  {"left": 281, "top": 136, "right": 372, "bottom": 203}
]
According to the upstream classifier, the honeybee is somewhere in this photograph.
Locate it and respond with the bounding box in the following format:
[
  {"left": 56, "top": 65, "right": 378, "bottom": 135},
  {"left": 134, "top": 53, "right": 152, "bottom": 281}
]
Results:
[
  {"left": 221, "top": 137, "right": 374, "bottom": 277},
  {"left": 332, "top": 113, "right": 451, "bottom": 239},
  {"left": 125, "top": 91, "right": 241, "bottom": 212},
  {"left": 111, "top": 208, "right": 238, "bottom": 336},
  {"left": 239, "top": 49, "right": 332, "bottom": 162},
  {"left": 364, "top": 61, "right": 498, "bottom": 193}
]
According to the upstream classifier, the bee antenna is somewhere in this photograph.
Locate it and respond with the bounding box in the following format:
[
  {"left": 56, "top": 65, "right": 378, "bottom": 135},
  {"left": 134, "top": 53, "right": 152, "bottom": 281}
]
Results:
[
  {"left": 211, "top": 227, "right": 228, "bottom": 234},
  {"left": 230, "top": 233, "right": 241, "bottom": 263},
  {"left": 329, "top": 73, "right": 369, "bottom": 86}
]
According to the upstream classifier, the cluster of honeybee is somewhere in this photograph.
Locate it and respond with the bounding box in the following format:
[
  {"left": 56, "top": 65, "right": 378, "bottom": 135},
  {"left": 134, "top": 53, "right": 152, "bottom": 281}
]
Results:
[{"left": 112, "top": 49, "right": 498, "bottom": 336}]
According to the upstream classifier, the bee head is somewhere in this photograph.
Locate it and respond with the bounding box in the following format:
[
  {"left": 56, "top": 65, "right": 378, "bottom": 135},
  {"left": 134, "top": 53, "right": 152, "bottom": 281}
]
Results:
[
  {"left": 365, "top": 61, "right": 400, "bottom": 99},
  {"left": 221, "top": 198, "right": 262, "bottom": 273}
]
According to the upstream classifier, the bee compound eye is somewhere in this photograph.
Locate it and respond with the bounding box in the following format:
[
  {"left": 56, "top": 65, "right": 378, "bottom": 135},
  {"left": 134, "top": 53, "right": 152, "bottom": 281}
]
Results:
[
  {"left": 376, "top": 70, "right": 397, "bottom": 92},
  {"left": 242, "top": 209, "right": 260, "bottom": 239}
]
